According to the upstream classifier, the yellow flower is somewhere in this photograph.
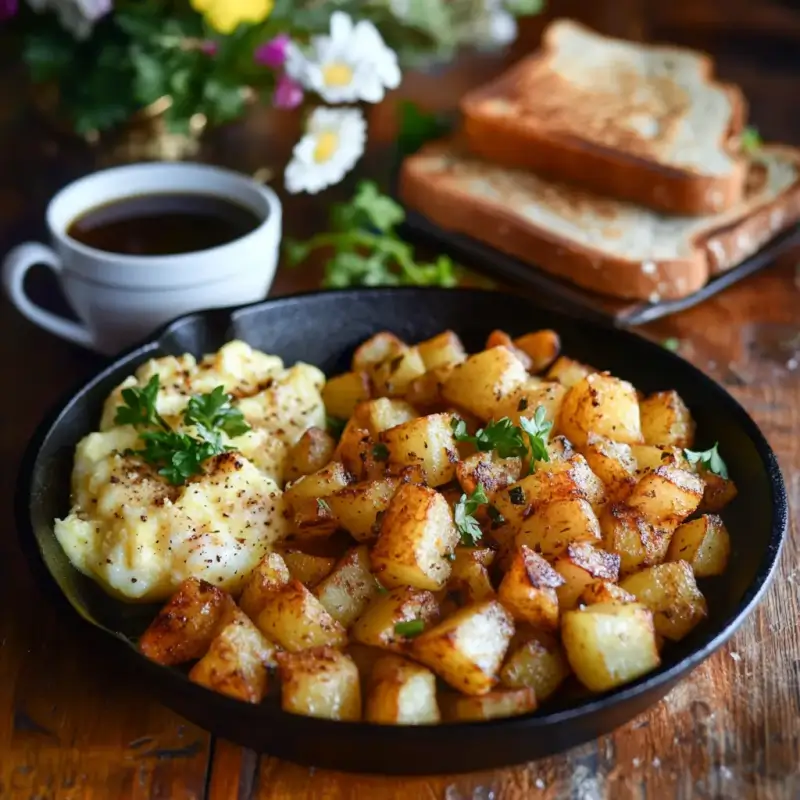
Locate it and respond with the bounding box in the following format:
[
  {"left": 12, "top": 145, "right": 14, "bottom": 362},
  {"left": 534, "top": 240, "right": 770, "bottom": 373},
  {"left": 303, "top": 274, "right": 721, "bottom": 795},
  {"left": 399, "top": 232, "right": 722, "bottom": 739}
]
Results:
[{"left": 192, "top": 0, "right": 274, "bottom": 34}]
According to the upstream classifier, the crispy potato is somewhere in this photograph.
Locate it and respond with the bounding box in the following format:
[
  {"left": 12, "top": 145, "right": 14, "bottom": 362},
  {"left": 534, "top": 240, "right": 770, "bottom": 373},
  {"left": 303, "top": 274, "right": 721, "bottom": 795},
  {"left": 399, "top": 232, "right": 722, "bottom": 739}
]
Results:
[
  {"left": 666, "top": 515, "right": 731, "bottom": 577},
  {"left": 698, "top": 471, "right": 739, "bottom": 513},
  {"left": 559, "top": 373, "right": 643, "bottom": 448},
  {"left": 516, "top": 498, "right": 602, "bottom": 559},
  {"left": 351, "top": 586, "right": 439, "bottom": 651},
  {"left": 485, "top": 330, "right": 533, "bottom": 370},
  {"left": 442, "top": 346, "right": 529, "bottom": 421},
  {"left": 284, "top": 427, "right": 336, "bottom": 484},
  {"left": 630, "top": 444, "right": 689, "bottom": 474},
  {"left": 372, "top": 347, "right": 427, "bottom": 397},
  {"left": 354, "top": 398, "right": 418, "bottom": 436},
  {"left": 493, "top": 381, "right": 567, "bottom": 429},
  {"left": 346, "top": 643, "right": 387, "bottom": 693},
  {"left": 579, "top": 580, "right": 636, "bottom": 606},
  {"left": 326, "top": 477, "right": 399, "bottom": 542},
  {"left": 335, "top": 424, "right": 384, "bottom": 482},
  {"left": 547, "top": 435, "right": 577, "bottom": 462},
  {"left": 500, "top": 630, "right": 571, "bottom": 701},
  {"left": 255, "top": 579, "right": 347, "bottom": 652},
  {"left": 371, "top": 484, "right": 459, "bottom": 591},
  {"left": 189, "top": 613, "right": 276, "bottom": 703},
  {"left": 411, "top": 600, "right": 515, "bottom": 695},
  {"left": 352, "top": 332, "right": 407, "bottom": 373},
  {"left": 279, "top": 647, "right": 361, "bottom": 721},
  {"left": 279, "top": 551, "right": 337, "bottom": 587},
  {"left": 380, "top": 412, "right": 459, "bottom": 487},
  {"left": 620, "top": 561, "right": 708, "bottom": 641},
  {"left": 284, "top": 461, "right": 352, "bottom": 537},
  {"left": 239, "top": 552, "right": 290, "bottom": 620},
  {"left": 322, "top": 371, "right": 371, "bottom": 420},
  {"left": 513, "top": 329, "right": 561, "bottom": 373},
  {"left": 600, "top": 505, "right": 673, "bottom": 576},
  {"left": 562, "top": 602, "right": 660, "bottom": 692},
  {"left": 626, "top": 466, "right": 704, "bottom": 524},
  {"left": 456, "top": 451, "right": 522, "bottom": 499},
  {"left": 417, "top": 330, "right": 468, "bottom": 371},
  {"left": 552, "top": 543, "right": 621, "bottom": 611},
  {"left": 140, "top": 578, "right": 236, "bottom": 666},
  {"left": 441, "top": 687, "right": 537, "bottom": 721},
  {"left": 365, "top": 655, "right": 440, "bottom": 724},
  {"left": 639, "top": 390, "right": 695, "bottom": 448},
  {"left": 498, "top": 545, "right": 564, "bottom": 630},
  {"left": 546, "top": 356, "right": 595, "bottom": 387},
  {"left": 314, "top": 545, "right": 380, "bottom": 627},
  {"left": 581, "top": 433, "right": 637, "bottom": 502},
  {"left": 405, "top": 364, "right": 457, "bottom": 409},
  {"left": 448, "top": 547, "right": 496, "bottom": 603}
]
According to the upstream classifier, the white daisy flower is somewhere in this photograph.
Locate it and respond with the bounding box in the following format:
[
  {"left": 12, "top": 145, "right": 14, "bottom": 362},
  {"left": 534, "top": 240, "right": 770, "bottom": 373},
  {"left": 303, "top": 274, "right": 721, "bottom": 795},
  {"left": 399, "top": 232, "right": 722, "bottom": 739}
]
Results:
[
  {"left": 285, "top": 107, "right": 367, "bottom": 195},
  {"left": 27, "top": 0, "right": 110, "bottom": 39},
  {"left": 286, "top": 11, "right": 401, "bottom": 105}
]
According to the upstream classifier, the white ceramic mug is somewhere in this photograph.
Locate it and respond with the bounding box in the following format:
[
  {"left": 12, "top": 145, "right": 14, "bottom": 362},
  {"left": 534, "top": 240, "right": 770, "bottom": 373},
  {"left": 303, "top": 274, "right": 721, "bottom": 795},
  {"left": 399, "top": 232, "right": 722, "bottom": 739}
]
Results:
[{"left": 2, "top": 162, "right": 282, "bottom": 355}]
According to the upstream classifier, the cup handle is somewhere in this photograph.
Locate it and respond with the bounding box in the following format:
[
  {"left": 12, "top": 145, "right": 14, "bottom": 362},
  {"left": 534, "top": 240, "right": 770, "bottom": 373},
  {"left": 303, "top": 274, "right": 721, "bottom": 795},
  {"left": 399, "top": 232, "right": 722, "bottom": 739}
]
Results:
[{"left": 2, "top": 242, "right": 95, "bottom": 349}]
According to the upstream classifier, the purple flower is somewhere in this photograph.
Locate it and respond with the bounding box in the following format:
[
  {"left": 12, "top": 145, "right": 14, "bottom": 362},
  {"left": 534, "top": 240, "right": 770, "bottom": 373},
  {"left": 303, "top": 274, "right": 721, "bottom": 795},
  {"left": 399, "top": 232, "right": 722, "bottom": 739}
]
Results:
[
  {"left": 273, "top": 73, "right": 303, "bottom": 109},
  {"left": 200, "top": 40, "right": 218, "bottom": 56},
  {"left": 255, "top": 33, "right": 290, "bottom": 69},
  {"left": 0, "top": 0, "right": 17, "bottom": 21}
]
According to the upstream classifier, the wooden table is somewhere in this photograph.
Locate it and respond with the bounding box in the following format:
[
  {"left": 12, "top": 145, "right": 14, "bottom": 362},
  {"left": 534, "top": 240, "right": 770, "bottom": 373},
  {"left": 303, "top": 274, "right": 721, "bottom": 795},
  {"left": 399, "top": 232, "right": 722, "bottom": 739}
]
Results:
[{"left": 1, "top": 3, "right": 799, "bottom": 798}]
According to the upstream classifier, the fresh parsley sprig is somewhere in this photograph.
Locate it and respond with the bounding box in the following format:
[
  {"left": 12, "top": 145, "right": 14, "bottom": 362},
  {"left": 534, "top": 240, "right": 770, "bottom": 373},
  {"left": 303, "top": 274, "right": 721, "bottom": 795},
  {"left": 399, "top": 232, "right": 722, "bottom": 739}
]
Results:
[
  {"left": 114, "top": 375, "right": 170, "bottom": 431},
  {"left": 394, "top": 619, "right": 425, "bottom": 638},
  {"left": 520, "top": 406, "right": 553, "bottom": 473},
  {"left": 684, "top": 443, "right": 729, "bottom": 479},
  {"left": 184, "top": 386, "right": 250, "bottom": 439},
  {"left": 454, "top": 484, "right": 489, "bottom": 546}
]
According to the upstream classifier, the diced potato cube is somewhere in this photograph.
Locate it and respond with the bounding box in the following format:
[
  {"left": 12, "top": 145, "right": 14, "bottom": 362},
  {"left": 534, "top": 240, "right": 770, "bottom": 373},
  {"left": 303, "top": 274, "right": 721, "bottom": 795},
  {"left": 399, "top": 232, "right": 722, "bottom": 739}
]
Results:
[
  {"left": 380, "top": 413, "right": 459, "bottom": 487},
  {"left": 639, "top": 390, "right": 695, "bottom": 448},
  {"left": 442, "top": 346, "right": 529, "bottom": 421},
  {"left": 547, "top": 435, "right": 576, "bottom": 462},
  {"left": 500, "top": 631, "right": 571, "bottom": 701},
  {"left": 322, "top": 371, "right": 371, "bottom": 420},
  {"left": 354, "top": 398, "right": 418, "bottom": 435},
  {"left": 581, "top": 433, "right": 637, "bottom": 502},
  {"left": 405, "top": 364, "right": 457, "bottom": 409},
  {"left": 326, "top": 477, "right": 399, "bottom": 542},
  {"left": 545, "top": 356, "right": 595, "bottom": 388},
  {"left": 456, "top": 451, "right": 522, "bottom": 498},
  {"left": 493, "top": 382, "right": 566, "bottom": 428},
  {"left": 666, "top": 515, "right": 731, "bottom": 577},
  {"left": 351, "top": 587, "right": 439, "bottom": 652},
  {"left": 371, "top": 484, "right": 459, "bottom": 590},
  {"left": 346, "top": 643, "right": 387, "bottom": 693},
  {"left": 497, "top": 545, "right": 564, "bottom": 630},
  {"left": 189, "top": 613, "right": 277, "bottom": 703},
  {"left": 516, "top": 498, "right": 601, "bottom": 559},
  {"left": 620, "top": 561, "right": 708, "bottom": 641},
  {"left": 279, "top": 551, "right": 336, "bottom": 587},
  {"left": 448, "top": 547, "right": 496, "bottom": 603},
  {"left": 513, "top": 329, "right": 561, "bottom": 373},
  {"left": 140, "top": 578, "right": 236, "bottom": 666},
  {"left": 559, "top": 373, "right": 643, "bottom": 448},
  {"left": 279, "top": 647, "right": 361, "bottom": 721},
  {"left": 552, "top": 543, "right": 621, "bottom": 611},
  {"left": 352, "top": 332, "right": 407, "bottom": 373},
  {"left": 284, "top": 461, "right": 352, "bottom": 537},
  {"left": 284, "top": 427, "right": 336, "bottom": 484},
  {"left": 416, "top": 330, "right": 468, "bottom": 371},
  {"left": 314, "top": 545, "right": 380, "bottom": 627},
  {"left": 255, "top": 579, "right": 347, "bottom": 652},
  {"left": 698, "top": 471, "right": 739, "bottom": 513},
  {"left": 411, "top": 600, "right": 515, "bottom": 695},
  {"left": 485, "top": 330, "right": 533, "bottom": 370},
  {"left": 600, "top": 505, "right": 673, "bottom": 576},
  {"left": 579, "top": 580, "right": 636, "bottom": 606},
  {"left": 440, "top": 687, "right": 537, "bottom": 721},
  {"left": 365, "top": 655, "right": 440, "bottom": 724},
  {"left": 335, "top": 424, "right": 384, "bottom": 482},
  {"left": 239, "top": 552, "right": 290, "bottom": 620},
  {"left": 562, "top": 602, "right": 661, "bottom": 692},
  {"left": 372, "top": 347, "right": 427, "bottom": 397},
  {"left": 626, "top": 466, "right": 704, "bottom": 524},
  {"left": 630, "top": 444, "right": 689, "bottom": 474}
]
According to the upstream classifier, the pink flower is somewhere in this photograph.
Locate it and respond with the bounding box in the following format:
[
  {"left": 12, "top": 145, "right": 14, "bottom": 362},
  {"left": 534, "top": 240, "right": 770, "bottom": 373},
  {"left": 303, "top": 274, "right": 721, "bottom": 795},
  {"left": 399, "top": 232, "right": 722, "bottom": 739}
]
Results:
[
  {"left": 200, "top": 40, "right": 218, "bottom": 56},
  {"left": 255, "top": 33, "right": 290, "bottom": 69},
  {"left": 273, "top": 73, "right": 303, "bottom": 109}
]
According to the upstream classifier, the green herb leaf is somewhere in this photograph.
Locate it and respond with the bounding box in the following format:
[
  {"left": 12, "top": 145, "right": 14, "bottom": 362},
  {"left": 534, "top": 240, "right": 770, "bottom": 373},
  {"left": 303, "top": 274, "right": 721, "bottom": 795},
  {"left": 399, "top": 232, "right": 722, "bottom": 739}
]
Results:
[
  {"left": 487, "top": 505, "right": 505, "bottom": 526},
  {"left": 451, "top": 416, "right": 528, "bottom": 459},
  {"left": 352, "top": 181, "right": 405, "bottom": 233},
  {"left": 397, "top": 100, "right": 450, "bottom": 156},
  {"left": 326, "top": 415, "right": 347, "bottom": 440},
  {"left": 509, "top": 486, "right": 526, "bottom": 506},
  {"left": 662, "top": 337, "right": 681, "bottom": 353},
  {"left": 375, "top": 578, "right": 389, "bottom": 595},
  {"left": 134, "top": 430, "right": 219, "bottom": 485},
  {"left": 372, "top": 443, "right": 390, "bottom": 461},
  {"left": 454, "top": 484, "right": 489, "bottom": 546},
  {"left": 519, "top": 406, "right": 553, "bottom": 473},
  {"left": 317, "top": 498, "right": 332, "bottom": 513},
  {"left": 684, "top": 443, "right": 729, "bottom": 479},
  {"left": 741, "top": 126, "right": 762, "bottom": 155},
  {"left": 394, "top": 619, "right": 425, "bottom": 638},
  {"left": 114, "top": 375, "right": 169, "bottom": 430},
  {"left": 184, "top": 386, "right": 251, "bottom": 438}
]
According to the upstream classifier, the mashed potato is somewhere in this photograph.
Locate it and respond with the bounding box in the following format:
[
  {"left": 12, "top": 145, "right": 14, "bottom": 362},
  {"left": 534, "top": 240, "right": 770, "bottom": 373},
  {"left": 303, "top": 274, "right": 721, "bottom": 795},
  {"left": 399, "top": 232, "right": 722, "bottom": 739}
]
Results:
[{"left": 55, "top": 341, "right": 325, "bottom": 602}]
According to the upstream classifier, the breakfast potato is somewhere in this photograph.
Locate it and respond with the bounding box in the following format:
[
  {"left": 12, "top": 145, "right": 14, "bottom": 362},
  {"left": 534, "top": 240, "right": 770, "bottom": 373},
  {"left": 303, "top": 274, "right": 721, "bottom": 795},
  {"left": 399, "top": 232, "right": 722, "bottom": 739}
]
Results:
[
  {"left": 630, "top": 444, "right": 689, "bottom": 474},
  {"left": 547, "top": 435, "right": 577, "bottom": 462},
  {"left": 562, "top": 602, "right": 661, "bottom": 692},
  {"left": 255, "top": 579, "right": 347, "bottom": 652},
  {"left": 405, "top": 364, "right": 457, "bottom": 410},
  {"left": 545, "top": 356, "right": 595, "bottom": 388},
  {"left": 416, "top": 330, "right": 467, "bottom": 371},
  {"left": 284, "top": 427, "right": 336, "bottom": 483},
  {"left": 448, "top": 547, "right": 496, "bottom": 603},
  {"left": 456, "top": 451, "right": 522, "bottom": 499},
  {"left": 279, "top": 551, "right": 337, "bottom": 587},
  {"left": 189, "top": 613, "right": 277, "bottom": 703},
  {"left": 639, "top": 390, "right": 695, "bottom": 448},
  {"left": 351, "top": 586, "right": 440, "bottom": 651},
  {"left": 581, "top": 433, "right": 637, "bottom": 502},
  {"left": 579, "top": 580, "right": 636, "bottom": 606},
  {"left": 335, "top": 424, "right": 385, "bottom": 482},
  {"left": 552, "top": 543, "right": 621, "bottom": 611},
  {"left": 698, "top": 471, "right": 739, "bottom": 513},
  {"left": 371, "top": 484, "right": 459, "bottom": 590},
  {"left": 559, "top": 373, "right": 643, "bottom": 448},
  {"left": 354, "top": 397, "right": 418, "bottom": 435},
  {"left": 279, "top": 647, "right": 361, "bottom": 721},
  {"left": 600, "top": 505, "right": 672, "bottom": 576},
  {"left": 372, "top": 347, "right": 427, "bottom": 397},
  {"left": 513, "top": 329, "right": 561, "bottom": 373},
  {"left": 321, "top": 371, "right": 371, "bottom": 420},
  {"left": 493, "top": 381, "right": 567, "bottom": 428},
  {"left": 239, "top": 552, "right": 291, "bottom": 620},
  {"left": 284, "top": 461, "right": 352, "bottom": 537},
  {"left": 440, "top": 687, "right": 537, "bottom": 721},
  {"left": 620, "top": 561, "right": 708, "bottom": 641},
  {"left": 442, "top": 346, "right": 529, "bottom": 421},
  {"left": 326, "top": 477, "right": 400, "bottom": 542},
  {"left": 365, "top": 655, "right": 441, "bottom": 724},
  {"left": 485, "top": 330, "right": 534, "bottom": 370},
  {"left": 626, "top": 466, "right": 704, "bottom": 524},
  {"left": 140, "top": 578, "right": 236, "bottom": 666},
  {"left": 352, "top": 332, "right": 407, "bottom": 373},
  {"left": 515, "top": 497, "right": 602, "bottom": 559},
  {"left": 411, "top": 600, "right": 515, "bottom": 695},
  {"left": 498, "top": 545, "right": 563, "bottom": 630},
  {"left": 380, "top": 412, "right": 458, "bottom": 487},
  {"left": 500, "top": 630, "right": 571, "bottom": 701},
  {"left": 314, "top": 545, "right": 381, "bottom": 627},
  {"left": 666, "top": 515, "right": 731, "bottom": 577}
]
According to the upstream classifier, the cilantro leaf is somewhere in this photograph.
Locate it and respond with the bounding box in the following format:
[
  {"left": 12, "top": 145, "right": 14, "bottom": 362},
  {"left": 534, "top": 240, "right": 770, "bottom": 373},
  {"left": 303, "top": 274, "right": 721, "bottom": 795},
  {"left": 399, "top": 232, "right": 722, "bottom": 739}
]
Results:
[
  {"left": 394, "top": 619, "right": 425, "bottom": 638},
  {"left": 454, "top": 484, "right": 489, "bottom": 546},
  {"left": 519, "top": 406, "right": 553, "bottom": 473},
  {"left": 684, "top": 443, "right": 729, "bottom": 479},
  {"left": 114, "top": 375, "right": 169, "bottom": 430},
  {"left": 184, "top": 386, "right": 250, "bottom": 438}
]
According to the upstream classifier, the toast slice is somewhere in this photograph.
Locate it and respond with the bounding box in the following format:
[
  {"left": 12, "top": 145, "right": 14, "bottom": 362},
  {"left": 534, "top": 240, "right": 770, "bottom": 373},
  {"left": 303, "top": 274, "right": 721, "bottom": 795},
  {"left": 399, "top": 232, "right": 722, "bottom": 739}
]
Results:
[
  {"left": 399, "top": 141, "right": 800, "bottom": 302},
  {"left": 461, "top": 19, "right": 748, "bottom": 216}
]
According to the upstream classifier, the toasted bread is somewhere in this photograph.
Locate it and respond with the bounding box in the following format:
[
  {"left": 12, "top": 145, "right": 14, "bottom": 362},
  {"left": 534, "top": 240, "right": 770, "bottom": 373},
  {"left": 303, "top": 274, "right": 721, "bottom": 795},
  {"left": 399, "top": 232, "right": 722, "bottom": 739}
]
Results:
[
  {"left": 461, "top": 19, "right": 748, "bottom": 216},
  {"left": 399, "top": 141, "right": 800, "bottom": 302}
]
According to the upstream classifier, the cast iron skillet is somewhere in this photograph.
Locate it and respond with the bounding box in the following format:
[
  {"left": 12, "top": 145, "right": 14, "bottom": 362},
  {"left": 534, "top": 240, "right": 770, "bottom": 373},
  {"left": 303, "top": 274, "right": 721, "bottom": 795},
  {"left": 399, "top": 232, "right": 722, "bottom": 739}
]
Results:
[{"left": 17, "top": 288, "right": 787, "bottom": 775}]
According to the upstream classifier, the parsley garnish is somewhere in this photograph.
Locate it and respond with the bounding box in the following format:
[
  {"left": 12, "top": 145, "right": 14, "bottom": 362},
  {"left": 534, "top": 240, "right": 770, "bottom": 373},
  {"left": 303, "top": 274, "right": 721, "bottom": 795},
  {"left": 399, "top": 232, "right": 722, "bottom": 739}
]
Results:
[
  {"left": 372, "top": 443, "right": 390, "bottom": 461},
  {"left": 375, "top": 579, "right": 389, "bottom": 595},
  {"left": 509, "top": 486, "right": 526, "bottom": 506},
  {"left": 326, "top": 415, "right": 347, "bottom": 439},
  {"left": 114, "top": 375, "right": 169, "bottom": 431},
  {"left": 684, "top": 443, "right": 729, "bottom": 479},
  {"left": 184, "top": 386, "right": 250, "bottom": 439},
  {"left": 454, "top": 484, "right": 489, "bottom": 546},
  {"left": 488, "top": 505, "right": 505, "bottom": 526},
  {"left": 317, "top": 498, "right": 332, "bottom": 513},
  {"left": 519, "top": 406, "right": 553, "bottom": 473},
  {"left": 394, "top": 619, "right": 425, "bottom": 638}
]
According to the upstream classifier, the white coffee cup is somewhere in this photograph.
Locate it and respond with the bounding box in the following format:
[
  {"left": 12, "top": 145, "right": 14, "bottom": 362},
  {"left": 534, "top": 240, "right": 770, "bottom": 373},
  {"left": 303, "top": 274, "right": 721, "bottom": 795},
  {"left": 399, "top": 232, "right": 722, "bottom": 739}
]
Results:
[{"left": 2, "top": 162, "right": 282, "bottom": 355}]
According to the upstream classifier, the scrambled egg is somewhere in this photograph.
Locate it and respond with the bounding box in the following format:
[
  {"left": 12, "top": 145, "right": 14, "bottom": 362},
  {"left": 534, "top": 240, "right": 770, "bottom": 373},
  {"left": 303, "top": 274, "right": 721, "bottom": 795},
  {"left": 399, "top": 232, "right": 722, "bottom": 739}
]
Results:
[{"left": 55, "top": 341, "right": 326, "bottom": 602}]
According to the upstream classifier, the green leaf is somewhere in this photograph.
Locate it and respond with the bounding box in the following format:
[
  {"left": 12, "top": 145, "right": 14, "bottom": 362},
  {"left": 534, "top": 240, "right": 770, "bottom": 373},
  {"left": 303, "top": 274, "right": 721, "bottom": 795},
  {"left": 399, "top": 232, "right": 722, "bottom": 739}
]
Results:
[
  {"left": 131, "top": 46, "right": 169, "bottom": 105},
  {"left": 326, "top": 415, "right": 347, "bottom": 440},
  {"left": 397, "top": 100, "right": 450, "bottom": 155},
  {"left": 451, "top": 416, "right": 528, "bottom": 459},
  {"left": 115, "top": 375, "right": 167, "bottom": 430},
  {"left": 662, "top": 337, "right": 681, "bottom": 353},
  {"left": 394, "top": 619, "right": 425, "bottom": 638},
  {"left": 317, "top": 498, "right": 332, "bottom": 512},
  {"left": 505, "top": 0, "right": 546, "bottom": 15},
  {"left": 684, "top": 443, "right": 729, "bottom": 479},
  {"left": 519, "top": 406, "right": 553, "bottom": 473},
  {"left": 372, "top": 443, "right": 390, "bottom": 461},
  {"left": 284, "top": 238, "right": 313, "bottom": 266},
  {"left": 454, "top": 484, "right": 489, "bottom": 546},
  {"left": 352, "top": 181, "right": 405, "bottom": 233},
  {"left": 184, "top": 386, "right": 251, "bottom": 438},
  {"left": 741, "top": 126, "right": 762, "bottom": 155}
]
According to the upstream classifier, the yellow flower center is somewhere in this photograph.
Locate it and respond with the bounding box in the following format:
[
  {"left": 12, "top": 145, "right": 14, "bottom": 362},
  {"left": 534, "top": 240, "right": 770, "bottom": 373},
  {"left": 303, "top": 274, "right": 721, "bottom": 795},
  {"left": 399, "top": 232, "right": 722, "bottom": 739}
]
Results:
[
  {"left": 322, "top": 62, "right": 354, "bottom": 88},
  {"left": 314, "top": 132, "right": 340, "bottom": 163}
]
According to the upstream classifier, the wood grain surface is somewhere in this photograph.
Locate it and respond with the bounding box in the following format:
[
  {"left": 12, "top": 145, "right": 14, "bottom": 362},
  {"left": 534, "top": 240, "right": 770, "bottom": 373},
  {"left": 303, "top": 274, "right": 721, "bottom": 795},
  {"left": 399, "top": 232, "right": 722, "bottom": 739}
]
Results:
[{"left": 1, "top": 3, "right": 799, "bottom": 799}]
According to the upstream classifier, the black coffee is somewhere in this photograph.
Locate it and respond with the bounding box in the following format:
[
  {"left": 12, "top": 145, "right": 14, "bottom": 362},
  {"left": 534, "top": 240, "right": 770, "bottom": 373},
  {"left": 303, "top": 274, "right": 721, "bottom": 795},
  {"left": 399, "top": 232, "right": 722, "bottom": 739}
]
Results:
[{"left": 67, "top": 193, "right": 262, "bottom": 256}]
